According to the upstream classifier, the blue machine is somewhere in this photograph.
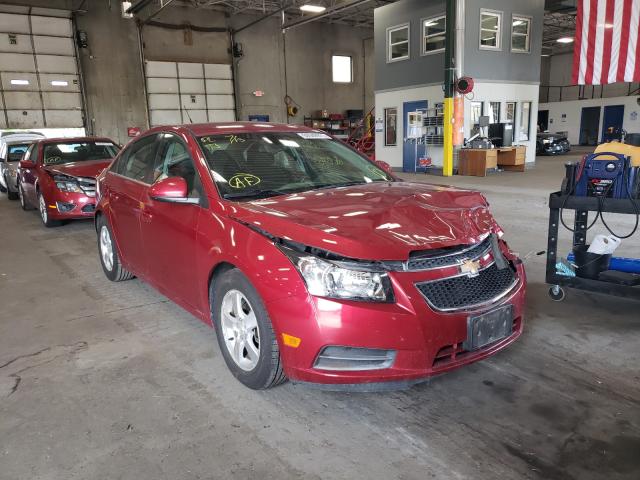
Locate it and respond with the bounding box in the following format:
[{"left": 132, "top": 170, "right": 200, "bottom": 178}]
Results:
[{"left": 574, "top": 152, "right": 638, "bottom": 199}]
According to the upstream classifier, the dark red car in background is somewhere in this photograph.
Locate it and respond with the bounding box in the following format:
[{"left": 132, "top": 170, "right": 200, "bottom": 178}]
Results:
[
  {"left": 18, "top": 137, "right": 119, "bottom": 227},
  {"left": 95, "top": 123, "right": 526, "bottom": 390}
]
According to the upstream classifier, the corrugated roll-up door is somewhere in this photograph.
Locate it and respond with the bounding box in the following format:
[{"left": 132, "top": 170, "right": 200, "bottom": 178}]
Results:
[
  {"left": 146, "top": 60, "right": 235, "bottom": 126},
  {"left": 0, "top": 11, "right": 84, "bottom": 129}
]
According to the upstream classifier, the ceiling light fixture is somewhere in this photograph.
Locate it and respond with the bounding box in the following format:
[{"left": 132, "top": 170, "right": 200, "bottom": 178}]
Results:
[
  {"left": 10, "top": 79, "right": 29, "bottom": 85},
  {"left": 557, "top": 37, "right": 574, "bottom": 44},
  {"left": 300, "top": 4, "right": 326, "bottom": 13}
]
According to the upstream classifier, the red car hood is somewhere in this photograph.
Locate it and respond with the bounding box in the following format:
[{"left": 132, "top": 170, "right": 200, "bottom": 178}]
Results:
[
  {"left": 228, "top": 182, "right": 500, "bottom": 260},
  {"left": 44, "top": 159, "right": 112, "bottom": 179}
]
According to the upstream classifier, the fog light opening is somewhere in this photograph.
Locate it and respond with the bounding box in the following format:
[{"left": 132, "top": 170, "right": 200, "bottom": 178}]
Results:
[{"left": 314, "top": 346, "right": 396, "bottom": 371}]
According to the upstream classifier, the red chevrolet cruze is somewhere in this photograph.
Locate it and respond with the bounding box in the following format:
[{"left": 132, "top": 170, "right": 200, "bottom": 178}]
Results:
[
  {"left": 18, "top": 137, "right": 119, "bottom": 227},
  {"left": 95, "top": 123, "right": 526, "bottom": 390}
]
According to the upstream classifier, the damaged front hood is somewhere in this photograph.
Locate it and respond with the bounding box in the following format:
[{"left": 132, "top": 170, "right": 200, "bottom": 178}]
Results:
[
  {"left": 229, "top": 181, "right": 500, "bottom": 260},
  {"left": 44, "top": 159, "right": 113, "bottom": 179}
]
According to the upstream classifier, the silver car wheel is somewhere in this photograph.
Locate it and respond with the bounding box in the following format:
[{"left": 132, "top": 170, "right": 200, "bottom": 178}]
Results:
[
  {"left": 39, "top": 194, "right": 48, "bottom": 224},
  {"left": 99, "top": 225, "right": 114, "bottom": 272},
  {"left": 220, "top": 289, "right": 260, "bottom": 371}
]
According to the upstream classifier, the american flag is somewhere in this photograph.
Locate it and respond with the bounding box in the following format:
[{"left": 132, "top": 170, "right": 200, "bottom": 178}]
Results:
[{"left": 572, "top": 0, "right": 640, "bottom": 85}]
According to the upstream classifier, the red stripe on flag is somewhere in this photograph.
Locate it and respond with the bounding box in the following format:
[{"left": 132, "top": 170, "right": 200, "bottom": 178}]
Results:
[
  {"left": 601, "top": 0, "right": 615, "bottom": 84},
  {"left": 585, "top": 0, "right": 599, "bottom": 84},
  {"left": 572, "top": 0, "right": 584, "bottom": 84},
  {"left": 617, "top": 0, "right": 633, "bottom": 81}
]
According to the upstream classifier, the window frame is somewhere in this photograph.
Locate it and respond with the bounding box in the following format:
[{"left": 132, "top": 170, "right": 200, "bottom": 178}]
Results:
[
  {"left": 384, "top": 107, "right": 398, "bottom": 146},
  {"left": 510, "top": 14, "right": 532, "bottom": 53},
  {"left": 387, "top": 23, "right": 410, "bottom": 63},
  {"left": 489, "top": 101, "right": 501, "bottom": 123},
  {"left": 421, "top": 14, "right": 446, "bottom": 56},
  {"left": 519, "top": 101, "right": 532, "bottom": 141},
  {"left": 479, "top": 9, "right": 503, "bottom": 51},
  {"left": 331, "top": 54, "right": 353, "bottom": 84},
  {"left": 471, "top": 101, "right": 484, "bottom": 127},
  {"left": 506, "top": 101, "right": 517, "bottom": 124}
]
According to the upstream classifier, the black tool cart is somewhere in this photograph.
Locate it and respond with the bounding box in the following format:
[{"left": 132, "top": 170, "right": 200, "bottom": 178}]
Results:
[{"left": 546, "top": 192, "right": 640, "bottom": 301}]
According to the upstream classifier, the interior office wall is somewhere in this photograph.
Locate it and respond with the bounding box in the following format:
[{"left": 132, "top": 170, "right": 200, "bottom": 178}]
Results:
[{"left": 539, "top": 95, "right": 640, "bottom": 145}]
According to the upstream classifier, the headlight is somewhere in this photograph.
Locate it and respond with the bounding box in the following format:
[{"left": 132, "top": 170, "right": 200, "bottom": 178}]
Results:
[
  {"left": 542, "top": 138, "right": 552, "bottom": 144},
  {"left": 53, "top": 174, "right": 83, "bottom": 193},
  {"left": 281, "top": 247, "right": 394, "bottom": 302}
]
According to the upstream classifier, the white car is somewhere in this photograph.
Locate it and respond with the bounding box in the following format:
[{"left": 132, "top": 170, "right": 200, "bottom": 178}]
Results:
[{"left": 0, "top": 132, "right": 45, "bottom": 200}]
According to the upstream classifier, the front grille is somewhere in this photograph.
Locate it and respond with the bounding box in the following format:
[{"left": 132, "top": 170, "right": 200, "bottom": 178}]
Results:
[
  {"left": 415, "top": 263, "right": 517, "bottom": 312},
  {"left": 407, "top": 235, "right": 492, "bottom": 271},
  {"left": 77, "top": 177, "right": 96, "bottom": 197}
]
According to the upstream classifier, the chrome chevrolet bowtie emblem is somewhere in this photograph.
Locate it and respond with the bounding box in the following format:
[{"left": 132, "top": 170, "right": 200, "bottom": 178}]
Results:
[{"left": 460, "top": 259, "right": 480, "bottom": 278}]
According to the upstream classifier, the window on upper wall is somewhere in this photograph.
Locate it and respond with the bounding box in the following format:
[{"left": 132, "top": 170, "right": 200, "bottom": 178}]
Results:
[
  {"left": 489, "top": 102, "right": 500, "bottom": 123},
  {"left": 384, "top": 108, "right": 397, "bottom": 146},
  {"left": 511, "top": 15, "right": 531, "bottom": 53},
  {"left": 519, "top": 102, "right": 532, "bottom": 141},
  {"left": 332, "top": 55, "right": 353, "bottom": 83},
  {"left": 422, "top": 15, "right": 446, "bottom": 55},
  {"left": 387, "top": 23, "right": 410, "bottom": 62},
  {"left": 480, "top": 10, "right": 502, "bottom": 50},
  {"left": 506, "top": 102, "right": 516, "bottom": 123}
]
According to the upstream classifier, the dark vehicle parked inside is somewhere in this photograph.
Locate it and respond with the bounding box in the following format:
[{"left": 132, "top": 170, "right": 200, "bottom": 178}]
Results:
[{"left": 536, "top": 132, "right": 571, "bottom": 155}]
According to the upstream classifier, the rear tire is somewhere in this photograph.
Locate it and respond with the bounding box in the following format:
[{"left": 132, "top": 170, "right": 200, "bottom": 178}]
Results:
[
  {"left": 97, "top": 215, "right": 134, "bottom": 282},
  {"left": 210, "top": 269, "right": 286, "bottom": 390},
  {"left": 38, "top": 193, "right": 62, "bottom": 228}
]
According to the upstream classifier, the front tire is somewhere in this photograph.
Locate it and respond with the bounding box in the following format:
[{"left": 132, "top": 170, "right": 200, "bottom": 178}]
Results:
[
  {"left": 97, "top": 216, "right": 134, "bottom": 282},
  {"left": 38, "top": 193, "right": 62, "bottom": 228},
  {"left": 211, "top": 269, "right": 286, "bottom": 389},
  {"left": 19, "top": 183, "right": 32, "bottom": 211}
]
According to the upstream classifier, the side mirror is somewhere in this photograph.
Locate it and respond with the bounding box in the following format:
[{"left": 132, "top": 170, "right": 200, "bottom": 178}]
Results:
[
  {"left": 20, "top": 160, "right": 36, "bottom": 169},
  {"left": 375, "top": 160, "right": 393, "bottom": 174},
  {"left": 149, "top": 177, "right": 199, "bottom": 204}
]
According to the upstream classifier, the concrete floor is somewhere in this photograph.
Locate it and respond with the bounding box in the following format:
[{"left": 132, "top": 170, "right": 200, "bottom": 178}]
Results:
[{"left": 1, "top": 151, "right": 639, "bottom": 480}]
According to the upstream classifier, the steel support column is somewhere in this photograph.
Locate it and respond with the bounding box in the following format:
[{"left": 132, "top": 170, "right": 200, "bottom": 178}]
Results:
[{"left": 443, "top": 0, "right": 456, "bottom": 176}]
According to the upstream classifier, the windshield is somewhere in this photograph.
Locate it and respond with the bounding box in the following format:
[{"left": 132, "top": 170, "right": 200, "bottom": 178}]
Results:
[
  {"left": 43, "top": 141, "right": 119, "bottom": 165},
  {"left": 7, "top": 144, "right": 30, "bottom": 162},
  {"left": 197, "top": 132, "right": 394, "bottom": 200}
]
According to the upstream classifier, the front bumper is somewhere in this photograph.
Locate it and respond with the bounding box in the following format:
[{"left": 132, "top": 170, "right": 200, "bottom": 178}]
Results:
[
  {"left": 46, "top": 191, "right": 97, "bottom": 219},
  {"left": 269, "top": 258, "right": 526, "bottom": 386}
]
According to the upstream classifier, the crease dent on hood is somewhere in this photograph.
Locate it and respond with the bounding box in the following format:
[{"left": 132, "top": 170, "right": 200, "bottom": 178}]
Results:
[{"left": 227, "top": 183, "right": 500, "bottom": 261}]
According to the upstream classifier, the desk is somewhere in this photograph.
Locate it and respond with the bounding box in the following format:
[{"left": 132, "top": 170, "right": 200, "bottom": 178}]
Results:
[
  {"left": 496, "top": 146, "right": 526, "bottom": 172},
  {"left": 458, "top": 149, "right": 497, "bottom": 177}
]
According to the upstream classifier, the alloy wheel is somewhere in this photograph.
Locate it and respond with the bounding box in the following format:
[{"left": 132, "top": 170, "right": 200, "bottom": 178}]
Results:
[
  {"left": 220, "top": 289, "right": 261, "bottom": 371},
  {"left": 39, "top": 194, "right": 48, "bottom": 224},
  {"left": 99, "top": 226, "right": 114, "bottom": 272}
]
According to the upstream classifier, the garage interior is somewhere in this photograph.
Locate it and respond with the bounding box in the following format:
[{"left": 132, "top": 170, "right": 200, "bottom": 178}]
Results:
[{"left": 1, "top": 1, "right": 639, "bottom": 479}]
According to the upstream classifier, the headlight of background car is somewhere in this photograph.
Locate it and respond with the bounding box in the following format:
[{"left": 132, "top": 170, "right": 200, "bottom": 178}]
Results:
[
  {"left": 53, "top": 174, "right": 83, "bottom": 193},
  {"left": 281, "top": 247, "right": 394, "bottom": 302},
  {"left": 542, "top": 138, "right": 552, "bottom": 144}
]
